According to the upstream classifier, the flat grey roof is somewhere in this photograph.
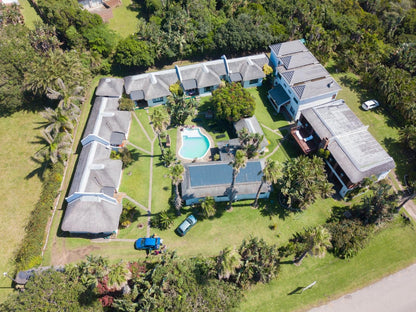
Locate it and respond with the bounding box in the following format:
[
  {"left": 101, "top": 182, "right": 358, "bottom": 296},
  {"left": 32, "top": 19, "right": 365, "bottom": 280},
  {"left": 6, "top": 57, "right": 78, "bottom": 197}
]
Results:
[
  {"left": 270, "top": 40, "right": 308, "bottom": 58},
  {"left": 96, "top": 78, "right": 124, "bottom": 97},
  {"left": 62, "top": 196, "right": 122, "bottom": 234},
  {"left": 302, "top": 100, "right": 395, "bottom": 183}
]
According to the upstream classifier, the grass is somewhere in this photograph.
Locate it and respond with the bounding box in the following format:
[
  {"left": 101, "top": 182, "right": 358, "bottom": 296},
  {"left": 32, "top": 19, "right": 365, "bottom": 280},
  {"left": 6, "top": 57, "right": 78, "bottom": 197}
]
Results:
[
  {"left": 19, "top": 0, "right": 42, "bottom": 29},
  {"left": 119, "top": 149, "right": 151, "bottom": 207},
  {"left": 240, "top": 218, "right": 416, "bottom": 312},
  {"left": 41, "top": 78, "right": 416, "bottom": 310},
  {"left": 332, "top": 73, "right": 407, "bottom": 180},
  {"left": 107, "top": 0, "right": 140, "bottom": 38},
  {"left": 0, "top": 110, "right": 44, "bottom": 302}
]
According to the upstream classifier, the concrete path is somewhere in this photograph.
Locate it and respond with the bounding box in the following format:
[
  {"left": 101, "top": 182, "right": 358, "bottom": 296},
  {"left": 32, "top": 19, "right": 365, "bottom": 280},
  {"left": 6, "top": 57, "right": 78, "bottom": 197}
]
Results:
[
  {"left": 309, "top": 263, "right": 416, "bottom": 312},
  {"left": 127, "top": 142, "right": 152, "bottom": 155},
  {"left": 146, "top": 110, "right": 156, "bottom": 238},
  {"left": 123, "top": 195, "right": 148, "bottom": 213},
  {"left": 91, "top": 238, "right": 136, "bottom": 243}
]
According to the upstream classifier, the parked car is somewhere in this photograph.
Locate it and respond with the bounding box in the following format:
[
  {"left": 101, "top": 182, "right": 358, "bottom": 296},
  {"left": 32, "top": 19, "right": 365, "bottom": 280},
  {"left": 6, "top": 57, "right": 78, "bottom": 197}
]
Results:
[
  {"left": 176, "top": 215, "right": 197, "bottom": 236},
  {"left": 134, "top": 237, "right": 161, "bottom": 250},
  {"left": 361, "top": 100, "right": 379, "bottom": 110}
]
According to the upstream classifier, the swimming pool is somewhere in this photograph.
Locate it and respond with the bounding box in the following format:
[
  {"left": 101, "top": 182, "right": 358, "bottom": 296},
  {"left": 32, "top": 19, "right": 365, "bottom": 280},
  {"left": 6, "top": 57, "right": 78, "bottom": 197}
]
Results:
[{"left": 179, "top": 128, "right": 210, "bottom": 160}]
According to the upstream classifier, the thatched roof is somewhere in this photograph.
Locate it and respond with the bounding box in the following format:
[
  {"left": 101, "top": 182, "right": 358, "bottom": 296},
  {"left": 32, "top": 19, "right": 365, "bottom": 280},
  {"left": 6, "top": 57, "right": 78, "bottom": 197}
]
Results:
[
  {"left": 96, "top": 78, "right": 124, "bottom": 97},
  {"left": 62, "top": 196, "right": 122, "bottom": 234}
]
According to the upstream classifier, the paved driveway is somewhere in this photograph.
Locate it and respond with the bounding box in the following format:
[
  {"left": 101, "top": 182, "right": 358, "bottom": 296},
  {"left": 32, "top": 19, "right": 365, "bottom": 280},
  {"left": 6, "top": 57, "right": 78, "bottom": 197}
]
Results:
[{"left": 309, "top": 263, "right": 416, "bottom": 312}]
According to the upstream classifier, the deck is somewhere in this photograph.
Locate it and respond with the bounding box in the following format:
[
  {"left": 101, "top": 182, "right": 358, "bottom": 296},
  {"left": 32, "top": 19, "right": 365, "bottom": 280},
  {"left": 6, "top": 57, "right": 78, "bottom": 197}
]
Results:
[{"left": 290, "top": 126, "right": 318, "bottom": 154}]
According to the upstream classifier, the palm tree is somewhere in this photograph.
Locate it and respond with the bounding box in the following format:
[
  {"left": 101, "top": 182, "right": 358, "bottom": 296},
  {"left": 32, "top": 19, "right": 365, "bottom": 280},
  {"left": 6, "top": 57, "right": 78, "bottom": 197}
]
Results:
[
  {"left": 150, "top": 108, "right": 169, "bottom": 157},
  {"left": 228, "top": 150, "right": 247, "bottom": 209},
  {"left": 107, "top": 261, "right": 128, "bottom": 289},
  {"left": 169, "top": 163, "right": 185, "bottom": 215},
  {"left": 34, "top": 130, "right": 72, "bottom": 167},
  {"left": 294, "top": 226, "right": 332, "bottom": 266},
  {"left": 216, "top": 246, "right": 241, "bottom": 280},
  {"left": 252, "top": 159, "right": 279, "bottom": 208},
  {"left": 40, "top": 107, "right": 76, "bottom": 139},
  {"left": 199, "top": 196, "right": 216, "bottom": 218}
]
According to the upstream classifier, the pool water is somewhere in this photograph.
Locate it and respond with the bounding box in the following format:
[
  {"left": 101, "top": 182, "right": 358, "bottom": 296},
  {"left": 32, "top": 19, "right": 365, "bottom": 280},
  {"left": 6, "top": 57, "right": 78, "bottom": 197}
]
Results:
[{"left": 179, "top": 128, "right": 210, "bottom": 159}]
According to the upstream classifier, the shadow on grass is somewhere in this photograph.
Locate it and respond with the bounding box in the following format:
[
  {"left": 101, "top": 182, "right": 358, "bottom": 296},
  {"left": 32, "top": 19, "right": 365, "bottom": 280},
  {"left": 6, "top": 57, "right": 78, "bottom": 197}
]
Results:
[
  {"left": 256, "top": 85, "right": 288, "bottom": 124},
  {"left": 287, "top": 286, "right": 304, "bottom": 295},
  {"left": 383, "top": 137, "right": 416, "bottom": 182}
]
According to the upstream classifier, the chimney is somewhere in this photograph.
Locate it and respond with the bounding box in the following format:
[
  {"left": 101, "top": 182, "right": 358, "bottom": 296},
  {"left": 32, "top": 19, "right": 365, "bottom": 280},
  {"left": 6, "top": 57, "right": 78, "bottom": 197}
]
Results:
[
  {"left": 221, "top": 55, "right": 230, "bottom": 75},
  {"left": 175, "top": 65, "right": 183, "bottom": 82}
]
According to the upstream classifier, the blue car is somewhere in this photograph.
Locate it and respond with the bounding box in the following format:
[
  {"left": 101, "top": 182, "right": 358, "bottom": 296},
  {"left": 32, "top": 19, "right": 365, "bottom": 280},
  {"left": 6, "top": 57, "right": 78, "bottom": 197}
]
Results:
[
  {"left": 134, "top": 237, "right": 161, "bottom": 250},
  {"left": 176, "top": 215, "right": 197, "bottom": 236}
]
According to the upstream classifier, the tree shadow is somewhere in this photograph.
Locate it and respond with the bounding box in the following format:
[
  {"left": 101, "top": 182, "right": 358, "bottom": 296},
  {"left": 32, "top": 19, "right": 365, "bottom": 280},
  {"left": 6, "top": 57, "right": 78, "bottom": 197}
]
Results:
[{"left": 383, "top": 137, "right": 415, "bottom": 181}]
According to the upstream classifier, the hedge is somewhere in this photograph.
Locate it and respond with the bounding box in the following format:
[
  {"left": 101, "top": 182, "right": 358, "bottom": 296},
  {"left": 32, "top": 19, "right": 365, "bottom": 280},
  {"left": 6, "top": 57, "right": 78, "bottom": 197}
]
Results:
[{"left": 14, "top": 162, "right": 64, "bottom": 272}]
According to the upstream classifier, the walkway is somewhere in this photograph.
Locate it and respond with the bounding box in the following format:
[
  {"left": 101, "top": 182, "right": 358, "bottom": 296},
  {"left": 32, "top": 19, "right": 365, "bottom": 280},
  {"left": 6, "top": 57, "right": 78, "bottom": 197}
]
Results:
[
  {"left": 262, "top": 123, "right": 292, "bottom": 160},
  {"left": 309, "top": 263, "right": 416, "bottom": 312},
  {"left": 121, "top": 111, "right": 156, "bottom": 238}
]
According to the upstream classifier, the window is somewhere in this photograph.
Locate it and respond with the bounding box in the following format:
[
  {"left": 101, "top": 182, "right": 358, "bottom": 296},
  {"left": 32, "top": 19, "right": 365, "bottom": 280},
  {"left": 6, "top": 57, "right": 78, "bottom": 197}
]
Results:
[
  {"left": 290, "top": 106, "right": 295, "bottom": 116},
  {"left": 293, "top": 97, "right": 299, "bottom": 104},
  {"left": 153, "top": 97, "right": 164, "bottom": 103},
  {"left": 277, "top": 72, "right": 282, "bottom": 80},
  {"left": 249, "top": 79, "right": 259, "bottom": 85},
  {"left": 204, "top": 86, "right": 212, "bottom": 93}
]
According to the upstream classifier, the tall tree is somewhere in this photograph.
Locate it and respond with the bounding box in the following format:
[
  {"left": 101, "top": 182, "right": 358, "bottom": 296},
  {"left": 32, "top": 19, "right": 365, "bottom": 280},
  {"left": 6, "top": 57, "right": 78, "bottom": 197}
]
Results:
[
  {"left": 150, "top": 107, "right": 169, "bottom": 156},
  {"left": 169, "top": 163, "right": 185, "bottom": 215},
  {"left": 199, "top": 196, "right": 216, "bottom": 218},
  {"left": 165, "top": 93, "right": 197, "bottom": 126},
  {"left": 279, "top": 155, "right": 334, "bottom": 210},
  {"left": 216, "top": 246, "right": 241, "bottom": 280},
  {"left": 228, "top": 150, "right": 247, "bottom": 209},
  {"left": 40, "top": 107, "right": 76, "bottom": 139},
  {"left": 252, "top": 159, "right": 279, "bottom": 208},
  {"left": 212, "top": 83, "right": 256, "bottom": 122},
  {"left": 34, "top": 131, "right": 72, "bottom": 168},
  {"left": 291, "top": 226, "right": 332, "bottom": 265}
]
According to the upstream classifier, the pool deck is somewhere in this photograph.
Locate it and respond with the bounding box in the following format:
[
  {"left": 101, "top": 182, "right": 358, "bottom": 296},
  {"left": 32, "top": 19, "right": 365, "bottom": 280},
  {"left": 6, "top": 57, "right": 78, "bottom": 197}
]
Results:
[{"left": 176, "top": 126, "right": 215, "bottom": 163}]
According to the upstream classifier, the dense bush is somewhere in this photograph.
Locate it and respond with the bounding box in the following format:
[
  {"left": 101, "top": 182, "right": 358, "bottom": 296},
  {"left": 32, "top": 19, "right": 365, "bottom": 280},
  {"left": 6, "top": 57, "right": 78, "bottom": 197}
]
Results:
[
  {"left": 119, "top": 97, "right": 135, "bottom": 111},
  {"left": 14, "top": 162, "right": 64, "bottom": 272},
  {"left": 119, "top": 201, "right": 140, "bottom": 228},
  {"left": 327, "top": 219, "right": 371, "bottom": 259},
  {"left": 212, "top": 83, "right": 255, "bottom": 122}
]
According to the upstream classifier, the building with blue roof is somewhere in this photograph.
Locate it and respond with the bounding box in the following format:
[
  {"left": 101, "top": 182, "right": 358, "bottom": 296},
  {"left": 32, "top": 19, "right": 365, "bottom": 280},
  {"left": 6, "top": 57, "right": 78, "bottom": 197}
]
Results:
[{"left": 181, "top": 160, "right": 271, "bottom": 205}]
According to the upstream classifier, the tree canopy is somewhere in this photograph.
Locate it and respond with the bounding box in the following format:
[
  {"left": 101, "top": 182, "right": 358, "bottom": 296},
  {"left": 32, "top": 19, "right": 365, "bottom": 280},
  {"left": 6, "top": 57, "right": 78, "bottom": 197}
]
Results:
[{"left": 212, "top": 83, "right": 256, "bottom": 122}]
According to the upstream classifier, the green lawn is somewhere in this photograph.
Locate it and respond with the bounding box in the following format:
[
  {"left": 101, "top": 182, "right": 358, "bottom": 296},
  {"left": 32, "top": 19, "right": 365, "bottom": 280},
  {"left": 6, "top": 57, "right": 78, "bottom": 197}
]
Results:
[
  {"left": 0, "top": 110, "right": 44, "bottom": 302},
  {"left": 107, "top": 0, "right": 140, "bottom": 38},
  {"left": 240, "top": 218, "right": 416, "bottom": 312},
  {"left": 40, "top": 78, "right": 416, "bottom": 311},
  {"left": 19, "top": 0, "right": 42, "bottom": 29},
  {"left": 333, "top": 73, "right": 407, "bottom": 180}
]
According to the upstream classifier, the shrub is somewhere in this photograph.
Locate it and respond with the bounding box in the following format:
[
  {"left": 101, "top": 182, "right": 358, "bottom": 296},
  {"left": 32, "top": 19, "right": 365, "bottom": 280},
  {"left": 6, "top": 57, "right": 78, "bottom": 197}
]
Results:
[
  {"left": 327, "top": 219, "right": 371, "bottom": 259},
  {"left": 119, "top": 201, "right": 140, "bottom": 228},
  {"left": 151, "top": 210, "right": 174, "bottom": 230},
  {"left": 169, "top": 82, "right": 183, "bottom": 96},
  {"left": 119, "top": 97, "right": 135, "bottom": 111},
  {"left": 14, "top": 162, "right": 64, "bottom": 271}
]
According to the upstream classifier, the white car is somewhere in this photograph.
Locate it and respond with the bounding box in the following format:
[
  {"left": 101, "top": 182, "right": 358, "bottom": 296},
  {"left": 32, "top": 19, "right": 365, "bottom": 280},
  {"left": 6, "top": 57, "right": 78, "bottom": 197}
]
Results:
[{"left": 361, "top": 100, "right": 379, "bottom": 110}]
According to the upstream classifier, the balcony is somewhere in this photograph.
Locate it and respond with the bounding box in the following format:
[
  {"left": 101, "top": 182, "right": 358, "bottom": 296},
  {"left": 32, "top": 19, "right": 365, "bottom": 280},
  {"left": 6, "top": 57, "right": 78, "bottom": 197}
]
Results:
[{"left": 290, "top": 126, "right": 318, "bottom": 154}]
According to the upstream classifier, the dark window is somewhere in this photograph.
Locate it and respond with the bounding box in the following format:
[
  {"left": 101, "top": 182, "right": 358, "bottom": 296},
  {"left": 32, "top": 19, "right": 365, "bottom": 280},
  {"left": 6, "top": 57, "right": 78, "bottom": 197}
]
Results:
[
  {"left": 294, "top": 97, "right": 299, "bottom": 104},
  {"left": 204, "top": 86, "right": 212, "bottom": 92},
  {"left": 249, "top": 79, "right": 259, "bottom": 84},
  {"left": 153, "top": 97, "right": 164, "bottom": 103},
  {"left": 277, "top": 72, "right": 282, "bottom": 79}
]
